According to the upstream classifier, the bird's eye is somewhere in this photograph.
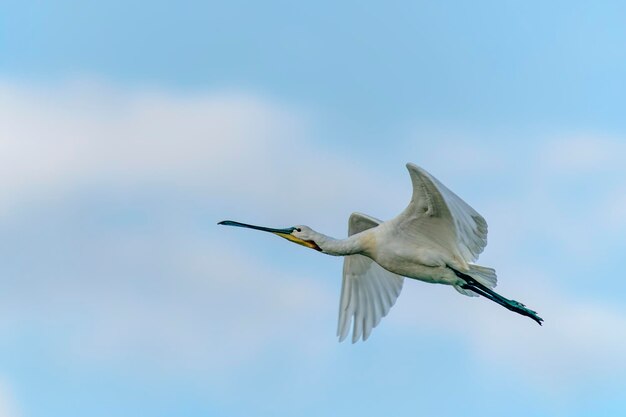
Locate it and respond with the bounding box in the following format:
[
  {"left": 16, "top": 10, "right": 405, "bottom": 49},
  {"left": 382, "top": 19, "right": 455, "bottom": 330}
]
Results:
[{"left": 296, "top": 228, "right": 302, "bottom": 232}]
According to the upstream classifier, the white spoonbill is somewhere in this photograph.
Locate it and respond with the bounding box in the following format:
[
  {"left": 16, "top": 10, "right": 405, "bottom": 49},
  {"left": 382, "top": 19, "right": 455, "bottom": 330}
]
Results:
[{"left": 219, "top": 163, "right": 542, "bottom": 343}]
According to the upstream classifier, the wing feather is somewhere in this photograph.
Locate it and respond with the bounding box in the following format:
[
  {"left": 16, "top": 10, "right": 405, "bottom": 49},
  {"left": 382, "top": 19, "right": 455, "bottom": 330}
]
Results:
[
  {"left": 338, "top": 213, "right": 405, "bottom": 343},
  {"left": 402, "top": 163, "right": 488, "bottom": 263}
]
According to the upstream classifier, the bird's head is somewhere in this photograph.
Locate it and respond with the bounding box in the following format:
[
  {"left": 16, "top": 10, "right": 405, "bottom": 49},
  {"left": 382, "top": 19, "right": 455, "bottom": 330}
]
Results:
[{"left": 218, "top": 220, "right": 322, "bottom": 251}]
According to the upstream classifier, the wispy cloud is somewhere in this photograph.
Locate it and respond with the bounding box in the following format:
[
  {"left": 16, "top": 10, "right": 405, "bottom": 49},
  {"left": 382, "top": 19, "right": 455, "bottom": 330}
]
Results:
[
  {"left": 540, "top": 134, "right": 626, "bottom": 174},
  {"left": 2, "top": 79, "right": 626, "bottom": 399},
  {"left": 0, "top": 79, "right": 399, "bottom": 229},
  {"left": 391, "top": 268, "right": 626, "bottom": 392},
  {"left": 0, "top": 80, "right": 303, "bottom": 208},
  {"left": 67, "top": 239, "right": 335, "bottom": 375},
  {"left": 390, "top": 131, "right": 626, "bottom": 392},
  {"left": 0, "top": 380, "right": 20, "bottom": 417},
  {"left": 0, "top": 79, "right": 350, "bottom": 377}
]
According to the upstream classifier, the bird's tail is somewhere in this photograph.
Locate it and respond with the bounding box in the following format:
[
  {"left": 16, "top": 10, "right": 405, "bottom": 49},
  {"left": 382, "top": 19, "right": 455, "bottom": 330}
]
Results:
[{"left": 454, "top": 264, "right": 497, "bottom": 297}]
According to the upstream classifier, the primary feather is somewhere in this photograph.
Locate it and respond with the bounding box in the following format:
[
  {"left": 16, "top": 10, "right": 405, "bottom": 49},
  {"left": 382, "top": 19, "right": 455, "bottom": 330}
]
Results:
[{"left": 338, "top": 213, "right": 404, "bottom": 343}]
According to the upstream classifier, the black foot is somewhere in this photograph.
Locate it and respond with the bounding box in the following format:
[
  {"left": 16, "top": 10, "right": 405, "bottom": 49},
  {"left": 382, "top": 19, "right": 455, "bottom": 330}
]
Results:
[{"left": 457, "top": 273, "right": 544, "bottom": 326}]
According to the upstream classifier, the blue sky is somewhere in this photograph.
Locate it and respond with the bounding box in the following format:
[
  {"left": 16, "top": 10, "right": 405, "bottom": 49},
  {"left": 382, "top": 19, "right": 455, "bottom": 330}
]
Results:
[{"left": 2, "top": 1, "right": 626, "bottom": 417}]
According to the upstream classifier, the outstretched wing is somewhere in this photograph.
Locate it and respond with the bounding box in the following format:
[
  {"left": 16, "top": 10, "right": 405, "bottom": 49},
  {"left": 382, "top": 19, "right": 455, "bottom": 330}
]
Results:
[
  {"left": 338, "top": 213, "right": 404, "bottom": 343},
  {"left": 398, "top": 163, "right": 488, "bottom": 265}
]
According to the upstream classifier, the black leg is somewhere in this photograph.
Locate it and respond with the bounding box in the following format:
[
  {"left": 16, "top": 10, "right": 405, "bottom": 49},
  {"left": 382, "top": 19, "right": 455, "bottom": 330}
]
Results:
[{"left": 455, "top": 270, "right": 544, "bottom": 325}]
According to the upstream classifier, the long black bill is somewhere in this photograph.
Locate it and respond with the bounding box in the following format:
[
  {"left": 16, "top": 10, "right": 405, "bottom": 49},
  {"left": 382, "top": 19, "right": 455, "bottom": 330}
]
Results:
[{"left": 218, "top": 220, "right": 296, "bottom": 235}]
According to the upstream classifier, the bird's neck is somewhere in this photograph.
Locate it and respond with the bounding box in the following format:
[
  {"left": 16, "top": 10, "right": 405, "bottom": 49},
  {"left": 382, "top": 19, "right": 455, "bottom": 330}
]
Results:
[{"left": 315, "top": 231, "right": 372, "bottom": 256}]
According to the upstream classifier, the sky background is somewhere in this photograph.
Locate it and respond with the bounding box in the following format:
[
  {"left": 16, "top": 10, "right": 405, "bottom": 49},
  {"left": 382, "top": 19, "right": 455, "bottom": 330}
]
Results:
[{"left": 2, "top": 1, "right": 626, "bottom": 416}]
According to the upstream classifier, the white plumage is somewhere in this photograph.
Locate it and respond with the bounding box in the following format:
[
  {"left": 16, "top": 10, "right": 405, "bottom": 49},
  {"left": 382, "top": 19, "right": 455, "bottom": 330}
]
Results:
[
  {"left": 338, "top": 213, "right": 404, "bottom": 343},
  {"left": 220, "top": 163, "right": 542, "bottom": 343}
]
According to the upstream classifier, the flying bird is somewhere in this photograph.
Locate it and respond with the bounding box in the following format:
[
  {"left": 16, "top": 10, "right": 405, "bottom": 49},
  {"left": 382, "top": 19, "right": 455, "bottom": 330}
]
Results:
[{"left": 219, "top": 163, "right": 542, "bottom": 343}]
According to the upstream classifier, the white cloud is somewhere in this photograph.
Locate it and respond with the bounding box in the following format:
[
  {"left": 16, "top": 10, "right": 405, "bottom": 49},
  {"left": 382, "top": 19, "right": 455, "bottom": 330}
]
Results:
[
  {"left": 65, "top": 239, "right": 336, "bottom": 375},
  {"left": 0, "top": 79, "right": 363, "bottom": 380},
  {"left": 390, "top": 269, "right": 626, "bottom": 391},
  {"left": 0, "top": 380, "right": 21, "bottom": 417},
  {"left": 540, "top": 134, "right": 626, "bottom": 174},
  {"left": 390, "top": 129, "right": 626, "bottom": 390},
  {"left": 0, "top": 81, "right": 296, "bottom": 206},
  {"left": 0, "top": 79, "right": 402, "bottom": 230},
  {"left": 606, "top": 188, "right": 626, "bottom": 230},
  {"left": 3, "top": 78, "right": 626, "bottom": 396}
]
